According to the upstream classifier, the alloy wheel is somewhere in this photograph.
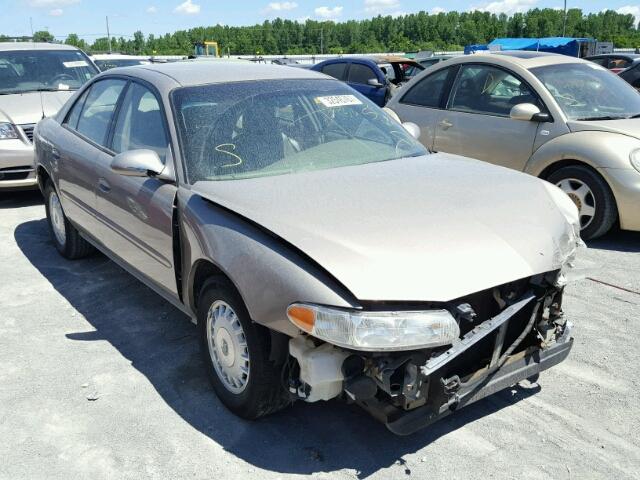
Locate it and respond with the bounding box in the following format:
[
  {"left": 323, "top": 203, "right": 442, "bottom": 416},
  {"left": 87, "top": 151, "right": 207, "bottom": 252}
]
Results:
[{"left": 556, "top": 178, "right": 597, "bottom": 230}]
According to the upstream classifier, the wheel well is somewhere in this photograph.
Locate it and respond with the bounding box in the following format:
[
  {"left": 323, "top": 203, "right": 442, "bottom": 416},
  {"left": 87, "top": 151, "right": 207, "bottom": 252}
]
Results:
[
  {"left": 36, "top": 166, "right": 51, "bottom": 193},
  {"left": 538, "top": 159, "right": 596, "bottom": 181},
  {"left": 191, "top": 260, "right": 232, "bottom": 311}
]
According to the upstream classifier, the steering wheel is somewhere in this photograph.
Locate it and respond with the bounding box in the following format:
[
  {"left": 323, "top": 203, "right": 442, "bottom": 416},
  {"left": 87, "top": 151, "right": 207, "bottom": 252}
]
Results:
[{"left": 49, "top": 73, "right": 75, "bottom": 87}]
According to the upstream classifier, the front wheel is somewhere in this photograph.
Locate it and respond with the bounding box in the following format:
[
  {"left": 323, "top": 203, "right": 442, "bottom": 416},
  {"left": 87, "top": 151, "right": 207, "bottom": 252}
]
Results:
[
  {"left": 44, "top": 181, "right": 94, "bottom": 259},
  {"left": 198, "top": 279, "right": 290, "bottom": 419},
  {"left": 547, "top": 165, "right": 618, "bottom": 240}
]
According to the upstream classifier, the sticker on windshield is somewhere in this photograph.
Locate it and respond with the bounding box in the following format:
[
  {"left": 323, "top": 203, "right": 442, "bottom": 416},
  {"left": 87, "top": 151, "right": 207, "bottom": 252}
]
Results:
[
  {"left": 63, "top": 60, "right": 88, "bottom": 68},
  {"left": 57, "top": 83, "right": 70, "bottom": 90},
  {"left": 316, "top": 95, "right": 362, "bottom": 108}
]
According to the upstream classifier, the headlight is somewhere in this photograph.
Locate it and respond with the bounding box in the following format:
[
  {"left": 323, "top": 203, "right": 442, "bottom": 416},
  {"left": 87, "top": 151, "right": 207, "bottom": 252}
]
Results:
[
  {"left": 0, "top": 122, "right": 19, "bottom": 140},
  {"left": 630, "top": 148, "right": 640, "bottom": 173},
  {"left": 287, "top": 303, "right": 460, "bottom": 351}
]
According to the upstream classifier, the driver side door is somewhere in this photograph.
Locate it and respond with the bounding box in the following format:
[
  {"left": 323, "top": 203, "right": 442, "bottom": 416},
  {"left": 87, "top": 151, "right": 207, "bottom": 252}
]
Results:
[
  {"left": 93, "top": 80, "right": 179, "bottom": 298},
  {"left": 433, "top": 64, "right": 542, "bottom": 171}
]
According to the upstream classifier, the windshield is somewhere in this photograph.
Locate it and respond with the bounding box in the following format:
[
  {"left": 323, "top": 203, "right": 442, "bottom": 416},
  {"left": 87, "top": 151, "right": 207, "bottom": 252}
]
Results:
[
  {"left": 531, "top": 63, "right": 640, "bottom": 120},
  {"left": 94, "top": 59, "right": 150, "bottom": 71},
  {"left": 0, "top": 49, "right": 98, "bottom": 95},
  {"left": 172, "top": 79, "right": 427, "bottom": 182}
]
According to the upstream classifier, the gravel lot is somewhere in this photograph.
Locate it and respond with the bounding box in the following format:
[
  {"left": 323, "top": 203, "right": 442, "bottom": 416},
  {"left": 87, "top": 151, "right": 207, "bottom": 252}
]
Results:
[{"left": 1, "top": 190, "right": 639, "bottom": 480}]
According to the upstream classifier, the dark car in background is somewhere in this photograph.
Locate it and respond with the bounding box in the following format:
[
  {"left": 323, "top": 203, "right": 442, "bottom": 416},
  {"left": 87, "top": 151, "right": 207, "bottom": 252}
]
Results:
[
  {"left": 585, "top": 54, "right": 640, "bottom": 73},
  {"left": 311, "top": 56, "right": 424, "bottom": 106},
  {"left": 619, "top": 62, "right": 640, "bottom": 90}
]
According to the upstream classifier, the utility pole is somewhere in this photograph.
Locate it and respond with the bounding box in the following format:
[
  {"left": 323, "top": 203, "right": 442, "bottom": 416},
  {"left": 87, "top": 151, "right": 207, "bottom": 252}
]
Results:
[
  {"left": 562, "top": 0, "right": 567, "bottom": 37},
  {"left": 320, "top": 27, "right": 324, "bottom": 55},
  {"left": 29, "top": 17, "right": 34, "bottom": 38},
  {"left": 106, "top": 16, "right": 112, "bottom": 53}
]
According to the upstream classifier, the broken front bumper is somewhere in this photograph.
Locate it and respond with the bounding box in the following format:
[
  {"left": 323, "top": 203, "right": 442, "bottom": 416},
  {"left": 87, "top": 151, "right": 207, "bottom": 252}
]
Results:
[{"left": 362, "top": 332, "right": 573, "bottom": 435}]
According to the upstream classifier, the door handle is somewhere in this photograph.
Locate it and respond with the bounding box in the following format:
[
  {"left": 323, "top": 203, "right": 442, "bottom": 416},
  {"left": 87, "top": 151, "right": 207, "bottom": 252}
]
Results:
[
  {"left": 439, "top": 120, "right": 453, "bottom": 130},
  {"left": 51, "top": 148, "right": 60, "bottom": 160},
  {"left": 98, "top": 178, "right": 111, "bottom": 193}
]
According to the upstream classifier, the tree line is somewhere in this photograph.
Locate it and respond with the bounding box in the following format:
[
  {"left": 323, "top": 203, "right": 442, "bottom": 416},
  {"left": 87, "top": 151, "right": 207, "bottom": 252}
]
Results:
[{"left": 2, "top": 8, "right": 639, "bottom": 56}]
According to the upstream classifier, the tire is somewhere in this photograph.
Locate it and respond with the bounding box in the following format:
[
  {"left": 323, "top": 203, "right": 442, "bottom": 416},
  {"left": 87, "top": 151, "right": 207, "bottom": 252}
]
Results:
[
  {"left": 198, "top": 278, "right": 290, "bottom": 419},
  {"left": 547, "top": 165, "right": 618, "bottom": 240},
  {"left": 44, "top": 181, "right": 94, "bottom": 259}
]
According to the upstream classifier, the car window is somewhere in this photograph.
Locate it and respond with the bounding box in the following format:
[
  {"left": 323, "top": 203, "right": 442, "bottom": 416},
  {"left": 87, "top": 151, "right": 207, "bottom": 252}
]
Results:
[
  {"left": 321, "top": 63, "right": 347, "bottom": 80},
  {"left": 420, "top": 59, "right": 439, "bottom": 68},
  {"left": 400, "top": 67, "right": 450, "bottom": 108},
  {"left": 348, "top": 63, "right": 378, "bottom": 85},
  {"left": 65, "top": 88, "right": 90, "bottom": 130},
  {"left": 112, "top": 82, "right": 169, "bottom": 161},
  {"left": 172, "top": 79, "right": 427, "bottom": 183},
  {"left": 449, "top": 65, "right": 538, "bottom": 117},
  {"left": 610, "top": 58, "right": 631, "bottom": 69},
  {"left": 75, "top": 79, "right": 126, "bottom": 146}
]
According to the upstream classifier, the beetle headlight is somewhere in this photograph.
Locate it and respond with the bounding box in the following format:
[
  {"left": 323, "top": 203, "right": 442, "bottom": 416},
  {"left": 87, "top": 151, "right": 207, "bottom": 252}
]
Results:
[
  {"left": 0, "top": 122, "right": 19, "bottom": 140},
  {"left": 630, "top": 148, "right": 640, "bottom": 173},
  {"left": 287, "top": 303, "right": 460, "bottom": 351}
]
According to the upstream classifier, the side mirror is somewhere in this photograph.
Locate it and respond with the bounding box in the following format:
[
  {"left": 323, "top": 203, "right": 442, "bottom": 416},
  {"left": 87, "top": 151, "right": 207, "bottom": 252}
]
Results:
[
  {"left": 111, "top": 149, "right": 168, "bottom": 179},
  {"left": 402, "top": 122, "right": 421, "bottom": 140},
  {"left": 510, "top": 103, "right": 550, "bottom": 122},
  {"left": 367, "top": 78, "right": 385, "bottom": 88}
]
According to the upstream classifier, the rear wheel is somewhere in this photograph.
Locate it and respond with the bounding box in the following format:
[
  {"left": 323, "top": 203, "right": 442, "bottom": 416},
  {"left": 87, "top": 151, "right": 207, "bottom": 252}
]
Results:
[
  {"left": 198, "top": 278, "right": 290, "bottom": 419},
  {"left": 547, "top": 165, "right": 617, "bottom": 240},
  {"left": 44, "top": 181, "right": 94, "bottom": 259}
]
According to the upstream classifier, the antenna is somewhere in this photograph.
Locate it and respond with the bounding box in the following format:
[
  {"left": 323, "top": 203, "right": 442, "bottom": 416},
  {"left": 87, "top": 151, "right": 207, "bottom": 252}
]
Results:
[{"left": 106, "top": 16, "right": 112, "bottom": 53}]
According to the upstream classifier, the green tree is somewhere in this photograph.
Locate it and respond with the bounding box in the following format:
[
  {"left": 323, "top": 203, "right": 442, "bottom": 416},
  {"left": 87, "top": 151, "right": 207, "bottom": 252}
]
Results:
[{"left": 33, "top": 30, "right": 54, "bottom": 43}]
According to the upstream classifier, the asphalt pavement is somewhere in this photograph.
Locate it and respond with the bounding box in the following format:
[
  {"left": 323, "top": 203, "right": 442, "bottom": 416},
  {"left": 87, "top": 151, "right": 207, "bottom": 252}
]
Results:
[{"left": 1, "top": 190, "right": 639, "bottom": 480}]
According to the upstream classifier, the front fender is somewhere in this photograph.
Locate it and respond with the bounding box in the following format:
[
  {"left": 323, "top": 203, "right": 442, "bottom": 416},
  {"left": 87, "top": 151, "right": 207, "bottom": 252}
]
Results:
[
  {"left": 525, "top": 131, "right": 640, "bottom": 177},
  {"left": 178, "top": 190, "right": 360, "bottom": 337}
]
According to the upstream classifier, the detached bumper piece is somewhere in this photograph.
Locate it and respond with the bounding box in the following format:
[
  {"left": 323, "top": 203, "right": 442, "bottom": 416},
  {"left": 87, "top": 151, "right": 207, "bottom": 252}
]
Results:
[{"left": 352, "top": 283, "right": 573, "bottom": 435}]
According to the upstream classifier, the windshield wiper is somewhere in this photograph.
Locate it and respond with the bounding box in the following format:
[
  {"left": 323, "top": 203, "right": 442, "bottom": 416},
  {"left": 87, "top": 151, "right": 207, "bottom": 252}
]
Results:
[{"left": 575, "top": 115, "right": 627, "bottom": 121}]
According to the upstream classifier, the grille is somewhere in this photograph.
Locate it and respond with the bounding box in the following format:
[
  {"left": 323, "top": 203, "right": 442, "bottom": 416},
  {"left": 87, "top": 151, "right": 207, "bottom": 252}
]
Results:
[{"left": 19, "top": 124, "right": 35, "bottom": 143}]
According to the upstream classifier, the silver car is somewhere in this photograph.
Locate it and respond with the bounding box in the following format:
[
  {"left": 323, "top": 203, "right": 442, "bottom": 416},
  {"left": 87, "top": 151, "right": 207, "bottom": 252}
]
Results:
[
  {"left": 387, "top": 51, "right": 640, "bottom": 240},
  {"left": 35, "top": 62, "right": 578, "bottom": 434},
  {"left": 0, "top": 42, "right": 98, "bottom": 190}
]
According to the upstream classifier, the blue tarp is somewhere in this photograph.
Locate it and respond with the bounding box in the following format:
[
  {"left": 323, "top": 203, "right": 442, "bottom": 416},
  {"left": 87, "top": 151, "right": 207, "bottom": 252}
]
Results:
[
  {"left": 486, "top": 37, "right": 591, "bottom": 57},
  {"left": 464, "top": 44, "right": 489, "bottom": 55}
]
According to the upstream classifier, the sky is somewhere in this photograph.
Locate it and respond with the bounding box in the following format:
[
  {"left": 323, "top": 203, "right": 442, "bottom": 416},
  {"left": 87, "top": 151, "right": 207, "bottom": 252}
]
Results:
[{"left": 1, "top": 0, "right": 638, "bottom": 41}]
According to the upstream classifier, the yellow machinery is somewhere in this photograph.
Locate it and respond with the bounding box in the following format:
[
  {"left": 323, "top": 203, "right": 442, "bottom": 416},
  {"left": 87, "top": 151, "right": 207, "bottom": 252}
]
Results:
[{"left": 194, "top": 41, "right": 219, "bottom": 57}]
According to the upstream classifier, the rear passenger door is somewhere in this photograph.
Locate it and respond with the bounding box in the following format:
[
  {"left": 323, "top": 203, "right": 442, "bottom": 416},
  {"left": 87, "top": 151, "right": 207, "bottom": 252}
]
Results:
[
  {"left": 57, "top": 78, "right": 127, "bottom": 235},
  {"left": 346, "top": 62, "right": 386, "bottom": 106},
  {"left": 94, "top": 80, "right": 179, "bottom": 297},
  {"left": 319, "top": 61, "right": 348, "bottom": 82}
]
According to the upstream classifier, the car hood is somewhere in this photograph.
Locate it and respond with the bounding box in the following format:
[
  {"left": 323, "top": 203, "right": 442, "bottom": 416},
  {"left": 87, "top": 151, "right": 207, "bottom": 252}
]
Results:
[
  {"left": 0, "top": 91, "right": 74, "bottom": 125},
  {"left": 192, "top": 154, "right": 574, "bottom": 302},
  {"left": 567, "top": 118, "right": 640, "bottom": 139}
]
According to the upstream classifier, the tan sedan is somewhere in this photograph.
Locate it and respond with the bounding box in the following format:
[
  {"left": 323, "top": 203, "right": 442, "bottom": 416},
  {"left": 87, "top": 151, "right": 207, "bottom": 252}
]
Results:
[{"left": 387, "top": 51, "right": 640, "bottom": 239}]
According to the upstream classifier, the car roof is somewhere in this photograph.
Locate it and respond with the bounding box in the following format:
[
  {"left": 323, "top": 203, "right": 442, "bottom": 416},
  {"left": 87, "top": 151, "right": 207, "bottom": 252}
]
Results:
[
  {"left": 457, "top": 51, "right": 586, "bottom": 69},
  {"left": 0, "top": 42, "right": 81, "bottom": 52},
  {"left": 112, "top": 60, "right": 329, "bottom": 86},
  {"left": 92, "top": 54, "right": 150, "bottom": 60}
]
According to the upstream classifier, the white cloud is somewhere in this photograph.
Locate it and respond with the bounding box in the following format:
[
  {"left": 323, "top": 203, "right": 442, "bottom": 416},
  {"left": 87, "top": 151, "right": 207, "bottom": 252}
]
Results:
[
  {"left": 617, "top": 5, "right": 640, "bottom": 26},
  {"left": 28, "top": 0, "right": 79, "bottom": 7},
  {"left": 314, "top": 5, "right": 343, "bottom": 19},
  {"left": 49, "top": 7, "right": 63, "bottom": 15},
  {"left": 264, "top": 1, "right": 298, "bottom": 13},
  {"left": 430, "top": 6, "right": 446, "bottom": 14},
  {"left": 364, "top": 0, "right": 400, "bottom": 14},
  {"left": 174, "top": 0, "right": 200, "bottom": 15},
  {"left": 471, "top": 0, "right": 537, "bottom": 15},
  {"left": 146, "top": 5, "right": 158, "bottom": 13}
]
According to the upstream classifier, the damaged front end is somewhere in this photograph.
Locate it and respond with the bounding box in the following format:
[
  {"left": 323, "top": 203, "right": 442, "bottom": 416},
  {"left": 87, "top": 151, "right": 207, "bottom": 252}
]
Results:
[{"left": 286, "top": 271, "right": 573, "bottom": 435}]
